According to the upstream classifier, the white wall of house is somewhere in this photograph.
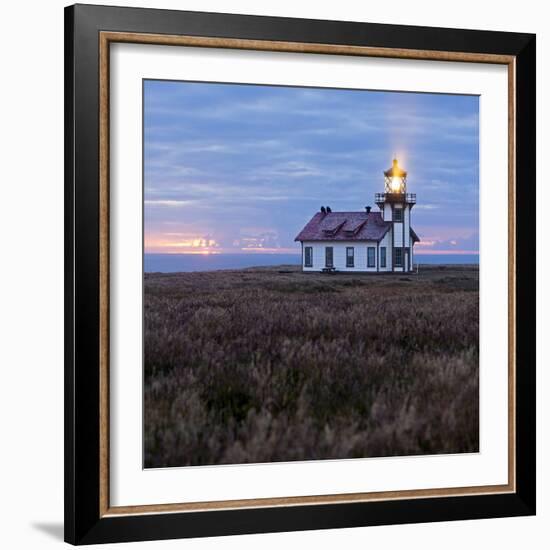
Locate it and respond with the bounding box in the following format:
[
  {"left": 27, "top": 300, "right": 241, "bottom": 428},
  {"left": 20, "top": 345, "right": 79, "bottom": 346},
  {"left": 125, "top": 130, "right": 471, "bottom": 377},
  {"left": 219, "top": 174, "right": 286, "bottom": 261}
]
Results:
[
  {"left": 393, "top": 205, "right": 412, "bottom": 248},
  {"left": 299, "top": 220, "right": 418, "bottom": 273},
  {"left": 394, "top": 221, "right": 404, "bottom": 247},
  {"left": 404, "top": 206, "right": 411, "bottom": 248},
  {"left": 301, "top": 240, "right": 393, "bottom": 272},
  {"left": 381, "top": 203, "right": 414, "bottom": 272},
  {"left": 378, "top": 231, "right": 392, "bottom": 271},
  {"left": 389, "top": 204, "right": 413, "bottom": 272},
  {"left": 382, "top": 203, "right": 392, "bottom": 221},
  {"left": 408, "top": 207, "right": 415, "bottom": 269}
]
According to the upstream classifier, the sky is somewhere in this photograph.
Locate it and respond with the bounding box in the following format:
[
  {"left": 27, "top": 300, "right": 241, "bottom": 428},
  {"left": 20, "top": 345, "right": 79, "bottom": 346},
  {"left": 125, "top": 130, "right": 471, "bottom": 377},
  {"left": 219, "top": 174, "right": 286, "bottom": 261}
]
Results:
[{"left": 144, "top": 80, "right": 479, "bottom": 255}]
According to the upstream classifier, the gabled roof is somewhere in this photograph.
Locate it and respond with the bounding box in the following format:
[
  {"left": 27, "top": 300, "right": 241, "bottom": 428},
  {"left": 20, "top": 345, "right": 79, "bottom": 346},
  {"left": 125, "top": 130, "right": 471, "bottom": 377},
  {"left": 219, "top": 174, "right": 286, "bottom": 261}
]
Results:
[
  {"left": 295, "top": 211, "right": 391, "bottom": 242},
  {"left": 295, "top": 210, "right": 421, "bottom": 244}
]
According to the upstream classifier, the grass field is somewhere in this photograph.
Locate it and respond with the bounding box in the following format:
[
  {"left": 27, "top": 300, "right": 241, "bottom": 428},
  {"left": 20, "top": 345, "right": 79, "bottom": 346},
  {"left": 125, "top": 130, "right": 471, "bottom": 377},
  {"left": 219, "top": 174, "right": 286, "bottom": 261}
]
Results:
[{"left": 144, "top": 265, "right": 479, "bottom": 468}]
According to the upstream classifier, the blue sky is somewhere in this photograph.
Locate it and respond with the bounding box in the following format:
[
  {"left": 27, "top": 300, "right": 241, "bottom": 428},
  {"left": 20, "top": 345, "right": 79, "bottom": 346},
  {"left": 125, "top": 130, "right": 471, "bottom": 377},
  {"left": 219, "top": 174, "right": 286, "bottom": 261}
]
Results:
[{"left": 144, "top": 80, "right": 479, "bottom": 255}]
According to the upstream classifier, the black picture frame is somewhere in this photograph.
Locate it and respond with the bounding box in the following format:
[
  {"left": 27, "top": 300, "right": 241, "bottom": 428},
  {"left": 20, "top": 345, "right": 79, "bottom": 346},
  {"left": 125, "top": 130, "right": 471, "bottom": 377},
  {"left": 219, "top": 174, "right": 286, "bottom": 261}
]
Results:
[{"left": 65, "top": 3, "right": 536, "bottom": 545}]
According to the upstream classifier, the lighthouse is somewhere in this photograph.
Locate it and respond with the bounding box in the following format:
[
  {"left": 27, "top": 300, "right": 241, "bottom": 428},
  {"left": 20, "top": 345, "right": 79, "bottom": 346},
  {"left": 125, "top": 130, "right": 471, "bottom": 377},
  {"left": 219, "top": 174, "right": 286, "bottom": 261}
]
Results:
[
  {"left": 375, "top": 159, "right": 417, "bottom": 272},
  {"left": 295, "top": 158, "right": 419, "bottom": 273}
]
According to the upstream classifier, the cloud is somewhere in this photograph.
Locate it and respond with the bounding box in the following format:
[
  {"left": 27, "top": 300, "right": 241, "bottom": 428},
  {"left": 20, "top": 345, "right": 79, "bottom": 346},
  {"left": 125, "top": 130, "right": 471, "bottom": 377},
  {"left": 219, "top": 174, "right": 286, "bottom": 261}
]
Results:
[
  {"left": 250, "top": 160, "right": 323, "bottom": 179},
  {"left": 415, "top": 232, "right": 479, "bottom": 252},
  {"left": 148, "top": 141, "right": 234, "bottom": 154},
  {"left": 144, "top": 200, "right": 195, "bottom": 207},
  {"left": 414, "top": 204, "right": 438, "bottom": 210}
]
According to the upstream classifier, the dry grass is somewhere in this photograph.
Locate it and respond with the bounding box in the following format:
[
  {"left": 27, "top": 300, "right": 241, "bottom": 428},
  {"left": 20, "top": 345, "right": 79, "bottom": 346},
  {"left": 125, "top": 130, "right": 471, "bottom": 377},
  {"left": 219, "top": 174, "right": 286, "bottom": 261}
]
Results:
[{"left": 144, "top": 265, "right": 479, "bottom": 468}]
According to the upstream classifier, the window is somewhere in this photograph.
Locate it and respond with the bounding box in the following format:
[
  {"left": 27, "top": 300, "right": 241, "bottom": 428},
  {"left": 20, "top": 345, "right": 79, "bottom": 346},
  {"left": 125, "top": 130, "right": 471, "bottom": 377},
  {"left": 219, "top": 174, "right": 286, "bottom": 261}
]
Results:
[
  {"left": 325, "top": 246, "right": 333, "bottom": 268},
  {"left": 346, "top": 247, "right": 354, "bottom": 267},
  {"left": 393, "top": 208, "right": 403, "bottom": 222},
  {"left": 304, "top": 246, "right": 313, "bottom": 268},
  {"left": 380, "top": 246, "right": 387, "bottom": 268},
  {"left": 367, "top": 247, "right": 376, "bottom": 268},
  {"left": 394, "top": 248, "right": 403, "bottom": 267}
]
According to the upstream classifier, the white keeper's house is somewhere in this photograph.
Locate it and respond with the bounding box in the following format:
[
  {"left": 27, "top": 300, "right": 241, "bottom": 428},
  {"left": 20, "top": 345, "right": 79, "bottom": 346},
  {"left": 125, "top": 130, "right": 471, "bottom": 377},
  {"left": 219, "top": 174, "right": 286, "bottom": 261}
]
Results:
[{"left": 295, "top": 159, "right": 419, "bottom": 273}]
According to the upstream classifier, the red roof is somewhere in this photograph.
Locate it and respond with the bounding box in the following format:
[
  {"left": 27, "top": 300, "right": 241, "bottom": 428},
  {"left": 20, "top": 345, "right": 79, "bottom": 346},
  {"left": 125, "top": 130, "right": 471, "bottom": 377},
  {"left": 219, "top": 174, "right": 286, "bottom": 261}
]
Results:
[
  {"left": 295, "top": 210, "right": 420, "bottom": 243},
  {"left": 295, "top": 211, "right": 391, "bottom": 242}
]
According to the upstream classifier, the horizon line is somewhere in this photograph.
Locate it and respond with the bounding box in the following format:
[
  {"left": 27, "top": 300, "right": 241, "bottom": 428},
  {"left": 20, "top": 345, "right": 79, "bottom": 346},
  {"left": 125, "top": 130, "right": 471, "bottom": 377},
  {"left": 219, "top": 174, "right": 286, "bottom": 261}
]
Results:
[{"left": 144, "top": 249, "right": 480, "bottom": 256}]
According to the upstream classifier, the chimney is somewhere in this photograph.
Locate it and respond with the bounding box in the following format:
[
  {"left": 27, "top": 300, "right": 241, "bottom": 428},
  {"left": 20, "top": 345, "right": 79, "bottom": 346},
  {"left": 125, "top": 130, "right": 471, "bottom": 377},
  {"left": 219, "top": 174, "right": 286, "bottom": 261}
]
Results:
[
  {"left": 320, "top": 206, "right": 326, "bottom": 214},
  {"left": 365, "top": 206, "right": 372, "bottom": 214}
]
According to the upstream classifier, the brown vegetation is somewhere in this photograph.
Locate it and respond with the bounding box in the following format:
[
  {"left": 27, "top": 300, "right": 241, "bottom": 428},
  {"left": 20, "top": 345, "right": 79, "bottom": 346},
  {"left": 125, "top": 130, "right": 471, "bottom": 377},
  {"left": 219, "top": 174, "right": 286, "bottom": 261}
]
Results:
[{"left": 144, "top": 265, "right": 479, "bottom": 468}]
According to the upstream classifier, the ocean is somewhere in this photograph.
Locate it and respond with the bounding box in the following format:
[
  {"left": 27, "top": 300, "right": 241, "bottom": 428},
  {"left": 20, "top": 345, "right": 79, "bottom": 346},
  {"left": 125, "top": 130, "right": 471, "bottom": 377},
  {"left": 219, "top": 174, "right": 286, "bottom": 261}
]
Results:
[{"left": 145, "top": 253, "right": 479, "bottom": 273}]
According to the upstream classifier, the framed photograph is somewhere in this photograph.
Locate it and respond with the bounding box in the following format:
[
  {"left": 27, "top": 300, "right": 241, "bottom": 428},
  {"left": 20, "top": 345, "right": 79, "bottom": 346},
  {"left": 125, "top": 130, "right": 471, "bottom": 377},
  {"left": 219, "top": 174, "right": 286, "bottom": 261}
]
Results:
[{"left": 64, "top": 4, "right": 536, "bottom": 545}]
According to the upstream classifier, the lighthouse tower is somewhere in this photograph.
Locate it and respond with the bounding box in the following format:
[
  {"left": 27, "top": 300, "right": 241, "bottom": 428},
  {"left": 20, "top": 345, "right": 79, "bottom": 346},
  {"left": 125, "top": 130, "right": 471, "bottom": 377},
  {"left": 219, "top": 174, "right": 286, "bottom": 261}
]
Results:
[{"left": 375, "top": 159, "right": 416, "bottom": 272}]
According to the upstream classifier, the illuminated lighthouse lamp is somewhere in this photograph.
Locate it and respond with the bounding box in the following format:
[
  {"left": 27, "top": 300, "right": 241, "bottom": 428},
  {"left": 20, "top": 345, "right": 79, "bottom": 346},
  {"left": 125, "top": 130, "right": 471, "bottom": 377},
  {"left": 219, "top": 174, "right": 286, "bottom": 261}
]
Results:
[{"left": 384, "top": 158, "right": 407, "bottom": 194}]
